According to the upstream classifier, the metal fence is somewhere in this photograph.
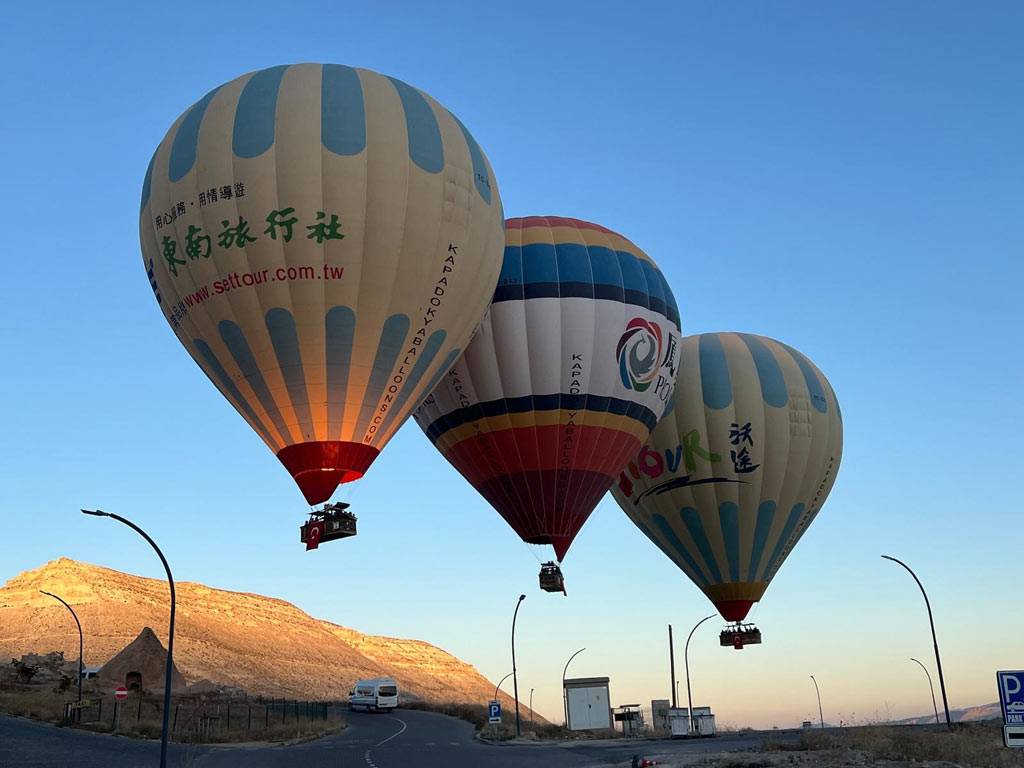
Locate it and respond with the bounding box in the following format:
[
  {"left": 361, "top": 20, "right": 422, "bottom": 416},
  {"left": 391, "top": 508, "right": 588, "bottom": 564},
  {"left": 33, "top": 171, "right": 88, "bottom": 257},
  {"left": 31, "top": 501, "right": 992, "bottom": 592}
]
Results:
[{"left": 62, "top": 695, "right": 341, "bottom": 741}]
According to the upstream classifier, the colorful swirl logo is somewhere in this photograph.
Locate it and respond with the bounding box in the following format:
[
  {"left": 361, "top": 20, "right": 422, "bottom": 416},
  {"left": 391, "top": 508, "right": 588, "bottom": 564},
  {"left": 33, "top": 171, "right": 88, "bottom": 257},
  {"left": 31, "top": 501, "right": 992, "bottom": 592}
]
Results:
[{"left": 616, "top": 318, "right": 663, "bottom": 391}]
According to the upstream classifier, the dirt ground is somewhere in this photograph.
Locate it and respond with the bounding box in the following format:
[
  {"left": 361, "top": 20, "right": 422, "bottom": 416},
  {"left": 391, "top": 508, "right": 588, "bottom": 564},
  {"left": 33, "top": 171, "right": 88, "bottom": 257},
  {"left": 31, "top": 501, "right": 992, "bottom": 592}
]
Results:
[
  {"left": 618, "top": 724, "right": 1024, "bottom": 768},
  {"left": 637, "top": 751, "right": 966, "bottom": 767}
]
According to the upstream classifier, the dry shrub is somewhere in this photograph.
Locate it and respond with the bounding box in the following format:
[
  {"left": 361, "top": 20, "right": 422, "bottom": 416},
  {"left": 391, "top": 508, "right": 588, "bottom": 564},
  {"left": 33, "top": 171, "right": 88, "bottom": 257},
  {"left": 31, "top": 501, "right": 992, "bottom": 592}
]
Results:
[
  {"left": 400, "top": 699, "right": 581, "bottom": 741},
  {"left": 766, "top": 723, "right": 1024, "bottom": 768},
  {"left": 0, "top": 689, "right": 67, "bottom": 722}
]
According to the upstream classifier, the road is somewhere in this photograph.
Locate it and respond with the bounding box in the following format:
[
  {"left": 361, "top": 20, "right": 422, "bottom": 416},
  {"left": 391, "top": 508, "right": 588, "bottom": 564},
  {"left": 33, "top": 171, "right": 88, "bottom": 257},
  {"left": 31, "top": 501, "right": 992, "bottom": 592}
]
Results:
[{"left": 0, "top": 709, "right": 793, "bottom": 767}]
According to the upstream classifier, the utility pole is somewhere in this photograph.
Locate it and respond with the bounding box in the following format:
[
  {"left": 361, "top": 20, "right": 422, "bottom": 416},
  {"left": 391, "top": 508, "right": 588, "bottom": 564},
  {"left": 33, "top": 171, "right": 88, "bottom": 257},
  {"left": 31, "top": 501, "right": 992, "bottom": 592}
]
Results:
[{"left": 668, "top": 625, "right": 676, "bottom": 708}]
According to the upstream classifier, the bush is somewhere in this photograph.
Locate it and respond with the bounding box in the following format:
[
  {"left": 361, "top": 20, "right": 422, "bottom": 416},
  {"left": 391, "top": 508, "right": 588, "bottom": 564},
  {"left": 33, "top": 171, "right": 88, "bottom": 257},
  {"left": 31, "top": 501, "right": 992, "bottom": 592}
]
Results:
[{"left": 764, "top": 723, "right": 1024, "bottom": 768}]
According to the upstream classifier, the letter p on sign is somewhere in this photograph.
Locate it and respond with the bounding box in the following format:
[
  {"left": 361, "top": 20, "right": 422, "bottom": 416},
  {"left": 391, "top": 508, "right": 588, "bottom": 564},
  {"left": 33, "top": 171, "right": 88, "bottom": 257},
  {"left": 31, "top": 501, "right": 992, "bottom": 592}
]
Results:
[{"left": 1004, "top": 675, "right": 1022, "bottom": 701}]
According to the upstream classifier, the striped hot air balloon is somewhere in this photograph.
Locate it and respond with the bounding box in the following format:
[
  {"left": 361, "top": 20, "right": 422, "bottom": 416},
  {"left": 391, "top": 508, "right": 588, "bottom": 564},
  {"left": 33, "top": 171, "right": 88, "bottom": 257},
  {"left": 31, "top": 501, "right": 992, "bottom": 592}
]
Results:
[
  {"left": 612, "top": 333, "right": 842, "bottom": 623},
  {"left": 139, "top": 64, "right": 505, "bottom": 505},
  {"left": 415, "top": 217, "right": 680, "bottom": 562}
]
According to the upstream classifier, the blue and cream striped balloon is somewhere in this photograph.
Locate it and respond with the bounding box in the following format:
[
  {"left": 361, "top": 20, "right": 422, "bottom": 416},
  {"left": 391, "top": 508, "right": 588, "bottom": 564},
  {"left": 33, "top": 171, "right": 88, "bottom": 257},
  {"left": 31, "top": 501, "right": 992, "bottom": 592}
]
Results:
[
  {"left": 612, "top": 333, "right": 842, "bottom": 623},
  {"left": 139, "top": 64, "right": 505, "bottom": 505}
]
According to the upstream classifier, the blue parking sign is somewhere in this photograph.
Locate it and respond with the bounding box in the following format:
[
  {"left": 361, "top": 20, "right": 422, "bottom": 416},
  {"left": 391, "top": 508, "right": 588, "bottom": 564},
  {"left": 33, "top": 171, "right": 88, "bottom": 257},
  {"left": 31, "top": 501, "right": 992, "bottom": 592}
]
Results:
[
  {"left": 488, "top": 700, "right": 501, "bottom": 724},
  {"left": 997, "top": 671, "right": 1024, "bottom": 725}
]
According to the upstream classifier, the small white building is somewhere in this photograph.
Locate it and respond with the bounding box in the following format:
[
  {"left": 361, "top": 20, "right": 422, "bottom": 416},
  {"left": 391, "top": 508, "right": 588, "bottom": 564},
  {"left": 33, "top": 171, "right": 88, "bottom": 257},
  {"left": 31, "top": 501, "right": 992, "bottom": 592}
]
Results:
[{"left": 564, "top": 676, "right": 611, "bottom": 731}]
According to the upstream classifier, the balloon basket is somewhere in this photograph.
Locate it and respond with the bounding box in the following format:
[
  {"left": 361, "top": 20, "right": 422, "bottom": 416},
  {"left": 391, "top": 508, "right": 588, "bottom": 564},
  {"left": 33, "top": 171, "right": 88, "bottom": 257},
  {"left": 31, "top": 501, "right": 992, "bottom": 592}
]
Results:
[
  {"left": 300, "top": 502, "right": 357, "bottom": 550},
  {"left": 539, "top": 561, "right": 566, "bottom": 595},
  {"left": 719, "top": 623, "right": 761, "bottom": 650}
]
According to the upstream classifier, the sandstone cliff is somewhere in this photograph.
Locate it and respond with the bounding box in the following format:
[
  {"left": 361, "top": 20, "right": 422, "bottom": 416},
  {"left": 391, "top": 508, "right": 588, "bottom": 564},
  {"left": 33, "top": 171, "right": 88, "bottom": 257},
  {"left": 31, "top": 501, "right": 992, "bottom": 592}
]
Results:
[{"left": 0, "top": 558, "right": 512, "bottom": 708}]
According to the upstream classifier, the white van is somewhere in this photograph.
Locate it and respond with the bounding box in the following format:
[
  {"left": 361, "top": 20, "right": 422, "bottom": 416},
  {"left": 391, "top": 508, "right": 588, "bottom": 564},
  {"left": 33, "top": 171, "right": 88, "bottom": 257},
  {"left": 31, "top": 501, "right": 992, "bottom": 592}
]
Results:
[{"left": 349, "top": 677, "right": 398, "bottom": 712}]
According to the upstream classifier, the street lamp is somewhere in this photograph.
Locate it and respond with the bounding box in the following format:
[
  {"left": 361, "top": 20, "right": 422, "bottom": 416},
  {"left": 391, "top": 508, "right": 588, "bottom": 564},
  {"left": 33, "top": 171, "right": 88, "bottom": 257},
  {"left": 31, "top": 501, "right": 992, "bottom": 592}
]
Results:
[
  {"left": 39, "top": 591, "right": 83, "bottom": 704},
  {"left": 562, "top": 647, "right": 585, "bottom": 726},
  {"left": 684, "top": 615, "right": 715, "bottom": 734},
  {"left": 494, "top": 671, "right": 513, "bottom": 701},
  {"left": 881, "top": 555, "right": 951, "bottom": 728},
  {"left": 529, "top": 688, "right": 534, "bottom": 724},
  {"left": 82, "top": 509, "right": 176, "bottom": 768},
  {"left": 511, "top": 594, "right": 526, "bottom": 738},
  {"left": 810, "top": 675, "right": 824, "bottom": 728},
  {"left": 910, "top": 657, "right": 940, "bottom": 725}
]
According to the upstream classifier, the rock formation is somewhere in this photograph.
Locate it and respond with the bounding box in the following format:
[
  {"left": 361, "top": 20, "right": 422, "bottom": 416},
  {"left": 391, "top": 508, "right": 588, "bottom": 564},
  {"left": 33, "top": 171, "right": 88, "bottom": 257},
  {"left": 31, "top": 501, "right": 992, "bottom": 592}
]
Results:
[
  {"left": 97, "top": 626, "right": 186, "bottom": 693},
  {"left": 0, "top": 558, "right": 517, "bottom": 709}
]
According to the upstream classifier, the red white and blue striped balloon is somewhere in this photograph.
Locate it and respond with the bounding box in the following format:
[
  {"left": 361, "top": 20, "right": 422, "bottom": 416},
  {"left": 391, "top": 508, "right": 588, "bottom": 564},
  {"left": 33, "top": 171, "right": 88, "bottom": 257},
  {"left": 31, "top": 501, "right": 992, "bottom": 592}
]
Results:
[{"left": 415, "top": 217, "right": 680, "bottom": 561}]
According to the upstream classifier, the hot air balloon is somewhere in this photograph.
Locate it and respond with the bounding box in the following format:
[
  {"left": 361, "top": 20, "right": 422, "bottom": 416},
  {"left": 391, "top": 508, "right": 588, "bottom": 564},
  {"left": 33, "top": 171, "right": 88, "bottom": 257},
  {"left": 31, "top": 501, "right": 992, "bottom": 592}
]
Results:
[
  {"left": 414, "top": 216, "right": 680, "bottom": 591},
  {"left": 612, "top": 333, "right": 842, "bottom": 645},
  {"left": 139, "top": 64, "right": 505, "bottom": 543}
]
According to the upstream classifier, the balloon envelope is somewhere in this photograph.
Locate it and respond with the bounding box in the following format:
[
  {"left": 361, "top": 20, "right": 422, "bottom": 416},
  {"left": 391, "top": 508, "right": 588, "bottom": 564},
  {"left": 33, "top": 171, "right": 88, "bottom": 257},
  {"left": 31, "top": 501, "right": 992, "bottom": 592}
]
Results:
[
  {"left": 140, "top": 64, "right": 504, "bottom": 504},
  {"left": 612, "top": 333, "right": 842, "bottom": 621},
  {"left": 415, "top": 216, "right": 680, "bottom": 560}
]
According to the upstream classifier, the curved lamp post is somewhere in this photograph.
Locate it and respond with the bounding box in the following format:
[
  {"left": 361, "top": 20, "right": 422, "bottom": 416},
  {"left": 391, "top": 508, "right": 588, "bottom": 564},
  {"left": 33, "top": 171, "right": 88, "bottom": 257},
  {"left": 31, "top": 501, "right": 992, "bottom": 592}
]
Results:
[
  {"left": 684, "top": 615, "right": 715, "bottom": 734},
  {"left": 511, "top": 594, "right": 526, "bottom": 737},
  {"left": 562, "top": 647, "right": 586, "bottom": 726},
  {"left": 39, "top": 590, "right": 83, "bottom": 704},
  {"left": 910, "top": 657, "right": 940, "bottom": 725},
  {"left": 494, "top": 671, "right": 513, "bottom": 701},
  {"left": 881, "top": 555, "right": 951, "bottom": 728},
  {"left": 529, "top": 688, "right": 534, "bottom": 724},
  {"left": 810, "top": 675, "right": 824, "bottom": 728},
  {"left": 82, "top": 509, "right": 175, "bottom": 768}
]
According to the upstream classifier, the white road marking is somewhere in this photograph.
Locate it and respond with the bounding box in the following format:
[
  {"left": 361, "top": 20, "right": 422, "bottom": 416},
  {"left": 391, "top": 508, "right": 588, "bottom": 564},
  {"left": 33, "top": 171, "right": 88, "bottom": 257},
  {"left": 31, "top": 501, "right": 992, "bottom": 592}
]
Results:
[
  {"left": 361, "top": 715, "right": 407, "bottom": 766},
  {"left": 373, "top": 716, "right": 407, "bottom": 747}
]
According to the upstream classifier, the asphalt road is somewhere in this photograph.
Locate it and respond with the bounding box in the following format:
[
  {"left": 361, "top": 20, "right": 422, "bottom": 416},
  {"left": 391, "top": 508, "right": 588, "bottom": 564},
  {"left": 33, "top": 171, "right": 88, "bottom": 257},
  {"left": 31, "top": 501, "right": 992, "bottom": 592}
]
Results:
[{"left": 0, "top": 709, "right": 794, "bottom": 767}]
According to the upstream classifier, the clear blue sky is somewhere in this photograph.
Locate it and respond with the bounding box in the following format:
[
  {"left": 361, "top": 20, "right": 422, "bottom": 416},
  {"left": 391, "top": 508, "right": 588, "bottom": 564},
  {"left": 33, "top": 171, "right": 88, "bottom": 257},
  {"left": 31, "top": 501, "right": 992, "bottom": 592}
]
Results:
[{"left": 2, "top": 2, "right": 1022, "bottom": 728}]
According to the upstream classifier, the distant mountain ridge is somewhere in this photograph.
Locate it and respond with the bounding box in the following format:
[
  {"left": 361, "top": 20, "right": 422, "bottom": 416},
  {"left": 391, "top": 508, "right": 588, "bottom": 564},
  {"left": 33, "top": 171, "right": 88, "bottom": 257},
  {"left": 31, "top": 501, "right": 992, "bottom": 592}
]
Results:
[
  {"left": 892, "top": 702, "right": 1001, "bottom": 725},
  {"left": 0, "top": 558, "right": 522, "bottom": 713}
]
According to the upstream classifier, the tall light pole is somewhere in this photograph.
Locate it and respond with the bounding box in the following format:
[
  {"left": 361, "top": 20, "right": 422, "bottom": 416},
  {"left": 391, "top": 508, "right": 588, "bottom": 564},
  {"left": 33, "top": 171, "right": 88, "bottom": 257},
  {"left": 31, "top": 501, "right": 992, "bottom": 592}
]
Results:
[
  {"left": 810, "top": 675, "right": 824, "bottom": 728},
  {"left": 562, "top": 647, "right": 585, "bottom": 726},
  {"left": 910, "top": 657, "right": 940, "bottom": 725},
  {"left": 511, "top": 594, "right": 526, "bottom": 738},
  {"left": 83, "top": 509, "right": 176, "bottom": 768},
  {"left": 529, "top": 688, "right": 534, "bottom": 724},
  {"left": 881, "top": 555, "right": 951, "bottom": 728},
  {"left": 685, "top": 614, "right": 715, "bottom": 734},
  {"left": 39, "top": 590, "right": 83, "bottom": 704},
  {"left": 668, "top": 625, "right": 676, "bottom": 707}
]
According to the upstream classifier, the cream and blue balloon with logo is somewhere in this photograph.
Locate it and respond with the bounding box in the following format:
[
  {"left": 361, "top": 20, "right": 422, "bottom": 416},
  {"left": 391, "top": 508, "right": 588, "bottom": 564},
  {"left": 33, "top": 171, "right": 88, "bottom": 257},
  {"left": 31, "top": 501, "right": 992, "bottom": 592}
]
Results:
[
  {"left": 140, "top": 64, "right": 505, "bottom": 505},
  {"left": 612, "top": 333, "right": 842, "bottom": 622}
]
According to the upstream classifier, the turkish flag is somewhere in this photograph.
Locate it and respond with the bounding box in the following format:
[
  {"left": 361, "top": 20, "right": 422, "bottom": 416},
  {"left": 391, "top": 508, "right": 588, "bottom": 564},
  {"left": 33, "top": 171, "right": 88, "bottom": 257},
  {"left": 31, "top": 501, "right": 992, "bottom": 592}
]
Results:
[{"left": 305, "top": 521, "right": 324, "bottom": 551}]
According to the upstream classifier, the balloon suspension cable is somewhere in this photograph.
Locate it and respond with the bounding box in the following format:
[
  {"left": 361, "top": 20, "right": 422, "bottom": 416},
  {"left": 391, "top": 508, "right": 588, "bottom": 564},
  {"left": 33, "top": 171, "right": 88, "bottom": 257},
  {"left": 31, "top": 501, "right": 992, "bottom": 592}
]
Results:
[{"left": 522, "top": 541, "right": 545, "bottom": 564}]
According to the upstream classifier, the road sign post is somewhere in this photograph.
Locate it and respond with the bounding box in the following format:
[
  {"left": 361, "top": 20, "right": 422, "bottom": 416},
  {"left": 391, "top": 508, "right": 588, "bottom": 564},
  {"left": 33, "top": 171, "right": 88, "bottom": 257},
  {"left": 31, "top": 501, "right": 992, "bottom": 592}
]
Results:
[
  {"left": 997, "top": 671, "right": 1024, "bottom": 748},
  {"left": 113, "top": 687, "right": 128, "bottom": 733},
  {"left": 488, "top": 700, "right": 501, "bottom": 724}
]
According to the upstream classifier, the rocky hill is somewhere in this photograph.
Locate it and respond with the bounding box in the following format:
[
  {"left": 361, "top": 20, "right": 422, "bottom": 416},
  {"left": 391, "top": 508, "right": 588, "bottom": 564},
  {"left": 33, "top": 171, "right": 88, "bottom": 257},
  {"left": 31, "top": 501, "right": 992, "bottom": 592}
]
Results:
[
  {"left": 0, "top": 558, "right": 518, "bottom": 710},
  {"left": 893, "top": 702, "right": 1001, "bottom": 725}
]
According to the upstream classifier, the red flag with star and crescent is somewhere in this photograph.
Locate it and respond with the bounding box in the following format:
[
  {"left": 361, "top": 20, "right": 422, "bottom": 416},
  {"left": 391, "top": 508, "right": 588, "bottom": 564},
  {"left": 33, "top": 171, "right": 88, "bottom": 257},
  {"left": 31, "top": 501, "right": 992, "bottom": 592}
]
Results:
[{"left": 305, "top": 521, "right": 324, "bottom": 551}]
